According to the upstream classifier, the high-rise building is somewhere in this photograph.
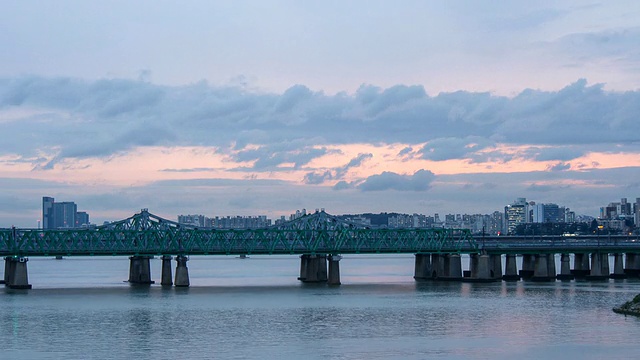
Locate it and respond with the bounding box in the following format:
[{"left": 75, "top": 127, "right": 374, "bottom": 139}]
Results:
[
  {"left": 504, "top": 198, "right": 528, "bottom": 235},
  {"left": 531, "top": 203, "right": 561, "bottom": 223},
  {"left": 42, "top": 197, "right": 89, "bottom": 229},
  {"left": 53, "top": 202, "right": 77, "bottom": 228},
  {"left": 42, "top": 197, "right": 55, "bottom": 229},
  {"left": 76, "top": 212, "right": 90, "bottom": 227}
]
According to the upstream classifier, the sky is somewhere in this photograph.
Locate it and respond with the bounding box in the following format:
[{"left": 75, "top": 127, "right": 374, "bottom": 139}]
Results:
[{"left": 1, "top": 1, "right": 640, "bottom": 227}]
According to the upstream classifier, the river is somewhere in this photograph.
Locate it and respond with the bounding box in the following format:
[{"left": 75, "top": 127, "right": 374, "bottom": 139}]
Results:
[{"left": 1, "top": 255, "right": 640, "bottom": 359}]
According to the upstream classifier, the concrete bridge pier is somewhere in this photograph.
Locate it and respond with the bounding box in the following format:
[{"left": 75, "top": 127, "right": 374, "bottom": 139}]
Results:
[
  {"left": 174, "top": 255, "right": 190, "bottom": 287},
  {"left": 557, "top": 254, "right": 574, "bottom": 280},
  {"left": 532, "top": 254, "right": 554, "bottom": 282},
  {"left": 161, "top": 255, "right": 173, "bottom": 286},
  {"left": 414, "top": 253, "right": 432, "bottom": 280},
  {"left": 2, "top": 256, "right": 10, "bottom": 284},
  {"left": 328, "top": 255, "right": 342, "bottom": 285},
  {"left": 475, "top": 254, "right": 493, "bottom": 281},
  {"left": 624, "top": 253, "right": 640, "bottom": 276},
  {"left": 490, "top": 254, "right": 502, "bottom": 280},
  {"left": 547, "top": 254, "right": 557, "bottom": 279},
  {"left": 600, "top": 253, "right": 610, "bottom": 276},
  {"left": 464, "top": 254, "right": 496, "bottom": 282},
  {"left": 503, "top": 254, "right": 520, "bottom": 281},
  {"left": 520, "top": 254, "right": 535, "bottom": 279},
  {"left": 586, "top": 252, "right": 608, "bottom": 280},
  {"left": 128, "top": 256, "right": 154, "bottom": 284},
  {"left": 611, "top": 253, "right": 627, "bottom": 279},
  {"left": 431, "top": 254, "right": 445, "bottom": 279},
  {"left": 443, "top": 254, "right": 462, "bottom": 280},
  {"left": 299, "top": 255, "right": 328, "bottom": 283},
  {"left": 571, "top": 253, "right": 590, "bottom": 278},
  {"left": 4, "top": 257, "right": 32, "bottom": 289},
  {"left": 298, "top": 254, "right": 309, "bottom": 281}
]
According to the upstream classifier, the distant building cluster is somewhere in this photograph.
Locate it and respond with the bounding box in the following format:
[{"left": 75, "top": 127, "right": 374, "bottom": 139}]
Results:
[
  {"left": 504, "top": 198, "right": 578, "bottom": 235},
  {"left": 177, "top": 214, "right": 272, "bottom": 229},
  {"left": 42, "top": 197, "right": 90, "bottom": 229},
  {"left": 39, "top": 194, "right": 639, "bottom": 235},
  {"left": 174, "top": 197, "right": 640, "bottom": 236},
  {"left": 598, "top": 198, "right": 640, "bottom": 233},
  {"left": 178, "top": 208, "right": 331, "bottom": 229}
]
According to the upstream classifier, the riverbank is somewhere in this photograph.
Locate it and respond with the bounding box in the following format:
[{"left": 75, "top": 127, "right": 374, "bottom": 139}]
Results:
[{"left": 613, "top": 294, "right": 640, "bottom": 316}]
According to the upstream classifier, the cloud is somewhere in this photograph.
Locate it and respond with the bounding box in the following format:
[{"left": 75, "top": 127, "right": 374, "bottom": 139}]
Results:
[
  {"left": 524, "top": 146, "right": 586, "bottom": 161},
  {"left": 547, "top": 162, "right": 571, "bottom": 172},
  {"left": 419, "top": 136, "right": 495, "bottom": 161},
  {"left": 332, "top": 181, "right": 352, "bottom": 190},
  {"left": 358, "top": 169, "right": 435, "bottom": 192},
  {"left": 2, "top": 76, "right": 640, "bottom": 170},
  {"left": 160, "top": 167, "right": 219, "bottom": 173},
  {"left": 303, "top": 153, "right": 372, "bottom": 185},
  {"left": 230, "top": 144, "right": 331, "bottom": 170},
  {"left": 304, "top": 171, "right": 333, "bottom": 185},
  {"left": 549, "top": 27, "right": 640, "bottom": 66}
]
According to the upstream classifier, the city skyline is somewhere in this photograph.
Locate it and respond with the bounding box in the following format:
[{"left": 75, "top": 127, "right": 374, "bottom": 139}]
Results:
[{"left": 2, "top": 2, "right": 640, "bottom": 227}]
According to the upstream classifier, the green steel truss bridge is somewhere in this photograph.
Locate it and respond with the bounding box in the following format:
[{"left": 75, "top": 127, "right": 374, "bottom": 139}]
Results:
[{"left": 0, "top": 209, "right": 478, "bottom": 257}]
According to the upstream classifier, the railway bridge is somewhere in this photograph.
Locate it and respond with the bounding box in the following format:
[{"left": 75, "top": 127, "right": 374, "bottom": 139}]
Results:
[{"left": 1, "top": 209, "right": 639, "bottom": 289}]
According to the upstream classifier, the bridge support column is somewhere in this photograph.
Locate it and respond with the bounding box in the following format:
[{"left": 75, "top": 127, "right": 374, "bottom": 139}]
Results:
[
  {"left": 161, "top": 255, "right": 173, "bottom": 286},
  {"left": 5, "top": 257, "right": 32, "bottom": 289},
  {"left": 601, "top": 253, "right": 610, "bottom": 276},
  {"left": 2, "top": 256, "right": 10, "bottom": 285},
  {"left": 586, "top": 252, "right": 607, "bottom": 280},
  {"left": 328, "top": 255, "right": 341, "bottom": 285},
  {"left": 611, "top": 253, "right": 627, "bottom": 279},
  {"left": 299, "top": 255, "right": 328, "bottom": 283},
  {"left": 444, "top": 254, "right": 462, "bottom": 280},
  {"left": 464, "top": 254, "right": 495, "bottom": 282},
  {"left": 467, "top": 254, "right": 478, "bottom": 279},
  {"left": 431, "top": 254, "right": 445, "bottom": 279},
  {"left": 414, "top": 253, "right": 432, "bottom": 279},
  {"left": 520, "top": 254, "right": 534, "bottom": 279},
  {"left": 503, "top": 254, "right": 520, "bottom": 281},
  {"left": 547, "top": 254, "right": 557, "bottom": 279},
  {"left": 557, "top": 254, "right": 574, "bottom": 280},
  {"left": 624, "top": 253, "right": 640, "bottom": 277},
  {"left": 298, "top": 255, "right": 309, "bottom": 281},
  {"left": 476, "top": 254, "right": 492, "bottom": 281},
  {"left": 174, "top": 255, "right": 190, "bottom": 287},
  {"left": 532, "top": 254, "right": 554, "bottom": 282},
  {"left": 490, "top": 254, "right": 502, "bottom": 280},
  {"left": 128, "top": 256, "right": 154, "bottom": 284},
  {"left": 572, "top": 253, "right": 590, "bottom": 278}
]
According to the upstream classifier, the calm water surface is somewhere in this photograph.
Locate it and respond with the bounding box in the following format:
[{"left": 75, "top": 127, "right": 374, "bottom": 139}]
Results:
[{"left": 2, "top": 255, "right": 640, "bottom": 359}]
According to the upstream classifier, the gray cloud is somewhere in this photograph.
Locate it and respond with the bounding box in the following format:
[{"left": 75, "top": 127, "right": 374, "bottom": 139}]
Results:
[
  {"left": 358, "top": 169, "right": 435, "bottom": 192},
  {"left": 419, "top": 136, "right": 495, "bottom": 161},
  {"left": 524, "top": 146, "right": 586, "bottom": 161},
  {"left": 547, "top": 162, "right": 571, "bottom": 172},
  {"left": 303, "top": 153, "right": 373, "bottom": 185},
  {"left": 304, "top": 171, "right": 333, "bottom": 185},
  {"left": 2, "top": 76, "right": 640, "bottom": 169}
]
